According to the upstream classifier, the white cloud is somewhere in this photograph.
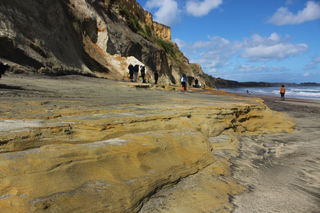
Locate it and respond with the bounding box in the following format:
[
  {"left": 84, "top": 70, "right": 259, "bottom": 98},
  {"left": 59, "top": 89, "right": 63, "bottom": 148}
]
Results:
[
  {"left": 310, "top": 56, "right": 320, "bottom": 65},
  {"left": 241, "top": 33, "right": 308, "bottom": 61},
  {"left": 176, "top": 33, "right": 308, "bottom": 75},
  {"left": 304, "top": 72, "right": 311, "bottom": 77},
  {"left": 269, "top": 32, "right": 281, "bottom": 42},
  {"left": 242, "top": 43, "right": 308, "bottom": 61},
  {"left": 237, "top": 64, "right": 266, "bottom": 73},
  {"left": 236, "top": 64, "right": 286, "bottom": 73},
  {"left": 268, "top": 1, "right": 320, "bottom": 25},
  {"left": 145, "top": 0, "right": 180, "bottom": 26},
  {"left": 182, "top": 36, "right": 235, "bottom": 74},
  {"left": 173, "top": 38, "right": 186, "bottom": 49},
  {"left": 186, "top": 0, "right": 223, "bottom": 17},
  {"left": 305, "top": 56, "right": 320, "bottom": 70}
]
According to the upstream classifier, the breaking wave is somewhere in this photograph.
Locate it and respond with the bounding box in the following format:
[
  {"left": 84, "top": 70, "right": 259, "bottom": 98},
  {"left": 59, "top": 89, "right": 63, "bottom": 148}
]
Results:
[{"left": 224, "top": 86, "right": 320, "bottom": 100}]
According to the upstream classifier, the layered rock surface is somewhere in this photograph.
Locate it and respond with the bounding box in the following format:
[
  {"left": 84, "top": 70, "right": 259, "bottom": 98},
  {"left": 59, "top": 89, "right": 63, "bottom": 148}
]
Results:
[{"left": 0, "top": 74, "right": 295, "bottom": 212}]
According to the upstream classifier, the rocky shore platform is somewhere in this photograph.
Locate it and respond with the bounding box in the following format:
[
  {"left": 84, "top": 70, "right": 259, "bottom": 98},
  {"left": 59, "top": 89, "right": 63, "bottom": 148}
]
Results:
[{"left": 0, "top": 74, "right": 317, "bottom": 212}]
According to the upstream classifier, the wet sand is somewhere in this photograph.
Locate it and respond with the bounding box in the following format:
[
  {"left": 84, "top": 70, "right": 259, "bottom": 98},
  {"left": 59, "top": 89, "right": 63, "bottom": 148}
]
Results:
[{"left": 233, "top": 95, "right": 320, "bottom": 212}]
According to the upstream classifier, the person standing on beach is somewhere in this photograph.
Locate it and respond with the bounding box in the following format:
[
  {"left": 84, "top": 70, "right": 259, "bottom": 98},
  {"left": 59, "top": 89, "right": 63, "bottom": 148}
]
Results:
[
  {"left": 280, "top": 85, "right": 286, "bottom": 100},
  {"left": 181, "top": 74, "right": 187, "bottom": 91},
  {"left": 0, "top": 62, "right": 9, "bottom": 78},
  {"left": 154, "top": 71, "right": 159, "bottom": 84},
  {"left": 140, "top": 65, "right": 146, "bottom": 83},
  {"left": 128, "top": 64, "right": 134, "bottom": 82},
  {"left": 133, "top": 64, "right": 139, "bottom": 82},
  {"left": 194, "top": 78, "right": 200, "bottom": 88}
]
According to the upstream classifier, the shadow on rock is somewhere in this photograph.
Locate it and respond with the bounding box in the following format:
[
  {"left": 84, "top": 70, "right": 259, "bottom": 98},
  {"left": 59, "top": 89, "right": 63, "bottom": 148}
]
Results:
[{"left": 0, "top": 84, "right": 25, "bottom": 90}]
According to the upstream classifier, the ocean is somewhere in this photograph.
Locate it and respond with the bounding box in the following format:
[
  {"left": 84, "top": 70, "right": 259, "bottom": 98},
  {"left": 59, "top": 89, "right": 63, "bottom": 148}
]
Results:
[{"left": 223, "top": 86, "right": 320, "bottom": 100}]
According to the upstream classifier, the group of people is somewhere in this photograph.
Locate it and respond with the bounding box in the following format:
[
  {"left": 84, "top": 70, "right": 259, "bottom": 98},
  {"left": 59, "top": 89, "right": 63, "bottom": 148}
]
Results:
[
  {"left": 128, "top": 64, "right": 159, "bottom": 84},
  {"left": 1, "top": 60, "right": 288, "bottom": 102},
  {"left": 181, "top": 73, "right": 287, "bottom": 100},
  {"left": 127, "top": 65, "right": 200, "bottom": 90},
  {"left": 128, "top": 64, "right": 145, "bottom": 83},
  {"left": 180, "top": 74, "right": 202, "bottom": 91}
]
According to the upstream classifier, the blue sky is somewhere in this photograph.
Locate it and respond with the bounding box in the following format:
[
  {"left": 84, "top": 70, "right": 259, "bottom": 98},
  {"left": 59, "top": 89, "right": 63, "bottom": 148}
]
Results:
[{"left": 136, "top": 0, "right": 320, "bottom": 83}]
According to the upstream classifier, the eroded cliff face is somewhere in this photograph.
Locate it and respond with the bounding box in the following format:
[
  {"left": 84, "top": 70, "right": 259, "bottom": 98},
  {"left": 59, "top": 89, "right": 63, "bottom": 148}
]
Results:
[
  {"left": 0, "top": 75, "right": 295, "bottom": 212},
  {"left": 0, "top": 0, "right": 202, "bottom": 85},
  {"left": 110, "top": 0, "right": 171, "bottom": 41},
  {"left": 152, "top": 22, "right": 171, "bottom": 41}
]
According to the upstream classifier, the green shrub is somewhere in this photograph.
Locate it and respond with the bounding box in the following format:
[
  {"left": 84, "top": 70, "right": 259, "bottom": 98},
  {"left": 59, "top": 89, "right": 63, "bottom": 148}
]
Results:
[
  {"left": 130, "top": 17, "right": 143, "bottom": 33},
  {"left": 156, "top": 39, "right": 176, "bottom": 58},
  {"left": 145, "top": 25, "right": 152, "bottom": 38},
  {"left": 120, "top": 9, "right": 143, "bottom": 33},
  {"left": 119, "top": 8, "right": 130, "bottom": 19}
]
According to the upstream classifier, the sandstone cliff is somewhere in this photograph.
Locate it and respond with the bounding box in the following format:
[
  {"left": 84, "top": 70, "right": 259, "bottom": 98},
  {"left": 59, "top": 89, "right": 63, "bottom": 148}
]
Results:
[{"left": 0, "top": 0, "right": 208, "bottom": 86}]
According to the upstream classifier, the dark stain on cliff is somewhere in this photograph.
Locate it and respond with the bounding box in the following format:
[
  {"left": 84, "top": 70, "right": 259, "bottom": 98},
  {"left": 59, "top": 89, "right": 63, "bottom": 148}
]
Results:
[
  {"left": 0, "top": 37, "right": 43, "bottom": 70},
  {"left": 126, "top": 42, "right": 143, "bottom": 61},
  {"left": 81, "top": 18, "right": 98, "bottom": 43}
]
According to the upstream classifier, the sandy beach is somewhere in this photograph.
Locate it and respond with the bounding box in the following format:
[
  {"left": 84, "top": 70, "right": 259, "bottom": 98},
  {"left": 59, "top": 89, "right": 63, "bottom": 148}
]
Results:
[
  {"left": 0, "top": 74, "right": 319, "bottom": 212},
  {"left": 232, "top": 95, "right": 320, "bottom": 212}
]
